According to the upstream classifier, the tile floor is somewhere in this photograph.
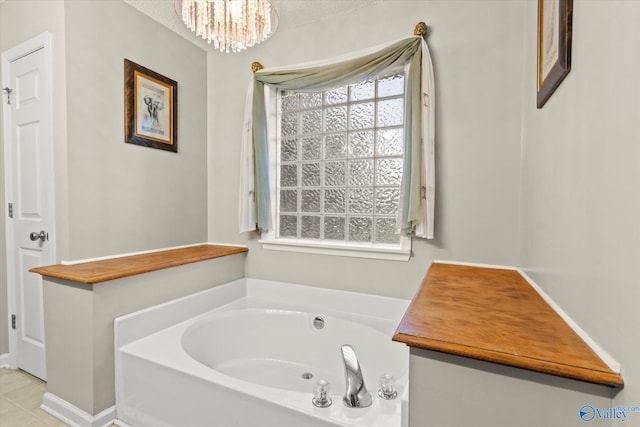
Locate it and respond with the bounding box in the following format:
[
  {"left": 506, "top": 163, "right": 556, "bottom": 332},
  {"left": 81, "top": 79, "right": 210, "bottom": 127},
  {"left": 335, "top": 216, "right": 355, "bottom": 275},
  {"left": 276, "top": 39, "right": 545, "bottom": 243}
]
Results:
[
  {"left": 0, "top": 367, "right": 68, "bottom": 426},
  {"left": 1, "top": 368, "right": 122, "bottom": 427}
]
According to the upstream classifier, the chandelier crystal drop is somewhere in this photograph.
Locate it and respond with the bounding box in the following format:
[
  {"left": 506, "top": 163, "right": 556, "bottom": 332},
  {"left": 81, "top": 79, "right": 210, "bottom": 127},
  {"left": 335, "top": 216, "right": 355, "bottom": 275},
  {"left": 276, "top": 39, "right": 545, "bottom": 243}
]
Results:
[{"left": 175, "top": 0, "right": 278, "bottom": 53}]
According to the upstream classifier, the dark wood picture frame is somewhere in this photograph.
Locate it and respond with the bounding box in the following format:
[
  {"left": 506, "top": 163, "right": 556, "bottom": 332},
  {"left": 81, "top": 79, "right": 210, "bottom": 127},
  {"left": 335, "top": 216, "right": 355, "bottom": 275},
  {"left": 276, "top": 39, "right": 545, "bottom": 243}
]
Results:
[
  {"left": 536, "top": 0, "right": 573, "bottom": 108},
  {"left": 124, "top": 59, "right": 178, "bottom": 152}
]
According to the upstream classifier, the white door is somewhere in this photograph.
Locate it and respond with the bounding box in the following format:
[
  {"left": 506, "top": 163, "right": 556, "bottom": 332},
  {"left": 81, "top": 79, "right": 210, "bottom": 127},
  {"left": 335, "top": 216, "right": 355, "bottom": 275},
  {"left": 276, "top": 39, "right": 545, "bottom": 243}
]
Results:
[{"left": 2, "top": 33, "right": 54, "bottom": 381}]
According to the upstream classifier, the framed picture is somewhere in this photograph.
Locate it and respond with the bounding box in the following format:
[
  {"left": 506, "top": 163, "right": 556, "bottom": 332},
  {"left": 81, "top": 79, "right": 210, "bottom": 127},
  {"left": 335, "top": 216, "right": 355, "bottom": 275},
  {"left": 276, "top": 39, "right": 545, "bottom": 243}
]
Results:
[
  {"left": 536, "top": 0, "right": 573, "bottom": 108},
  {"left": 124, "top": 59, "right": 178, "bottom": 152}
]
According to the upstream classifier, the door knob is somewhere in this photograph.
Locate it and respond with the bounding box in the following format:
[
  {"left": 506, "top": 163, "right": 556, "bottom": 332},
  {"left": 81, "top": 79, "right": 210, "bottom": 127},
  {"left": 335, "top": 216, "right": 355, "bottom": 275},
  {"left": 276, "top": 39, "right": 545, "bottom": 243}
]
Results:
[{"left": 29, "top": 231, "right": 48, "bottom": 242}]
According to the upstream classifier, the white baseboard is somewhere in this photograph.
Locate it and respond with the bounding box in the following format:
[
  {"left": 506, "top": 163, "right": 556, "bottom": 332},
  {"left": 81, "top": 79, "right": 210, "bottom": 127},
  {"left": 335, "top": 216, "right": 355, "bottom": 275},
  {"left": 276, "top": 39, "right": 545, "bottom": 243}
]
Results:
[
  {"left": 41, "top": 392, "right": 116, "bottom": 427},
  {"left": 0, "top": 353, "right": 9, "bottom": 368}
]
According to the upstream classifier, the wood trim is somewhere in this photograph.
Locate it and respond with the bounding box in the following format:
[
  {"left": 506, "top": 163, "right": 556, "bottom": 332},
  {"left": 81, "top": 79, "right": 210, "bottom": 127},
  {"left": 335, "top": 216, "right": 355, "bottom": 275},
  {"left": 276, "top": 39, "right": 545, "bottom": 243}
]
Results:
[
  {"left": 393, "top": 263, "right": 623, "bottom": 387},
  {"left": 29, "top": 244, "right": 247, "bottom": 284}
]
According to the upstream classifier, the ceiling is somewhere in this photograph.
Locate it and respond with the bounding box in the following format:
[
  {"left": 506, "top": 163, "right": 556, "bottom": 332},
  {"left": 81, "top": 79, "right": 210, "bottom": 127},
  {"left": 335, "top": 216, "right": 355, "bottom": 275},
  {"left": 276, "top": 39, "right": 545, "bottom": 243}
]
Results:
[{"left": 123, "top": 0, "right": 380, "bottom": 51}]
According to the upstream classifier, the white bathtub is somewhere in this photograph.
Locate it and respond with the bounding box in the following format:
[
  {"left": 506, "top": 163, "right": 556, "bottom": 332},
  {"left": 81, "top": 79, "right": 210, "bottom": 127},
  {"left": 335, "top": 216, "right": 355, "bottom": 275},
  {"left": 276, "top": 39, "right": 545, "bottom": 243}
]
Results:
[{"left": 115, "top": 279, "right": 410, "bottom": 427}]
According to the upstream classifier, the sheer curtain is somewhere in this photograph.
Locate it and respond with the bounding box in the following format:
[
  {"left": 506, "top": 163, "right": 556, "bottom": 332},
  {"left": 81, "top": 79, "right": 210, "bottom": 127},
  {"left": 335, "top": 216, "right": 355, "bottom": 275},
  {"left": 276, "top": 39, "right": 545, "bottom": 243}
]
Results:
[{"left": 240, "top": 34, "right": 435, "bottom": 239}]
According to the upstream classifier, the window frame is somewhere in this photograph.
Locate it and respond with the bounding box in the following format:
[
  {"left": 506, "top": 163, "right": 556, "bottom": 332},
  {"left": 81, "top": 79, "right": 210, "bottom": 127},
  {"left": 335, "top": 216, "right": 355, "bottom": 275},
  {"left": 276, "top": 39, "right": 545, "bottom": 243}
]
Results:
[{"left": 259, "top": 68, "right": 412, "bottom": 261}]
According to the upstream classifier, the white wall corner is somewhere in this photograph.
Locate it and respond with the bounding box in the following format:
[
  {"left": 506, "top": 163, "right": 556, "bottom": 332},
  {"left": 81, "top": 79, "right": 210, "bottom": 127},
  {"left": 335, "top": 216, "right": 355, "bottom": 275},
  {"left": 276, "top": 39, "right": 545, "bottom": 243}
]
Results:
[{"left": 41, "top": 392, "right": 116, "bottom": 427}]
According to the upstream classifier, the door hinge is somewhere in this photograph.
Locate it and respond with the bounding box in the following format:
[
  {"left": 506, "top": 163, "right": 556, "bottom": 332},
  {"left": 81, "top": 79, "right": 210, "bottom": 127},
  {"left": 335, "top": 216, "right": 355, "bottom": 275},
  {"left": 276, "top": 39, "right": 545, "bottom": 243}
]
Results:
[
  {"left": 8, "top": 203, "right": 13, "bottom": 218},
  {"left": 11, "top": 314, "right": 16, "bottom": 330},
  {"left": 2, "top": 87, "right": 12, "bottom": 105}
]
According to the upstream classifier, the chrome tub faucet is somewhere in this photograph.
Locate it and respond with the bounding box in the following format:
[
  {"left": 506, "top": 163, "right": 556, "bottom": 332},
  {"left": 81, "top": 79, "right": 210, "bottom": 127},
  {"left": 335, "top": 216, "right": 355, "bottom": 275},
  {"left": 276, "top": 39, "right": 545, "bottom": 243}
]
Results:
[{"left": 341, "top": 344, "right": 372, "bottom": 408}]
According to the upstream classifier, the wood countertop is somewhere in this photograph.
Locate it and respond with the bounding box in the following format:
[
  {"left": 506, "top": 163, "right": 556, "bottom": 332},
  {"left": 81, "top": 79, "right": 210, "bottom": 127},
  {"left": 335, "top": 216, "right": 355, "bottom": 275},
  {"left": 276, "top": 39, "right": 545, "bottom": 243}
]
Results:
[
  {"left": 393, "top": 262, "right": 623, "bottom": 387},
  {"left": 30, "top": 244, "right": 247, "bottom": 284}
]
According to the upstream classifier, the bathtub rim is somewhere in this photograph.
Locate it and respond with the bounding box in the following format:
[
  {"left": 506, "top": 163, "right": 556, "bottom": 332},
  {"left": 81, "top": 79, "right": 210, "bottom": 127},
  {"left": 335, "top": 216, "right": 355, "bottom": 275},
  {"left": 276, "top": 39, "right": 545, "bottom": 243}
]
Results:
[{"left": 115, "top": 278, "right": 410, "bottom": 350}]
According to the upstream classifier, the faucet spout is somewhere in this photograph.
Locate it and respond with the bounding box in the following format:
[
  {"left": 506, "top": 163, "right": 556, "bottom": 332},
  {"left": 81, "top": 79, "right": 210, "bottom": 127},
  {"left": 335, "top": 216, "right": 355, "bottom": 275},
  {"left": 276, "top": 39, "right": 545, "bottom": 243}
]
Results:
[{"left": 341, "top": 344, "right": 372, "bottom": 408}]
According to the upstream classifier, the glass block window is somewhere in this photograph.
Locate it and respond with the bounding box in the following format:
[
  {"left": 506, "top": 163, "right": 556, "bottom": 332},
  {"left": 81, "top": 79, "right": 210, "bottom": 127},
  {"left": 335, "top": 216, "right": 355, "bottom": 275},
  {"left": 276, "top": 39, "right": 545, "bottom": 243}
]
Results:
[{"left": 277, "top": 72, "right": 405, "bottom": 246}]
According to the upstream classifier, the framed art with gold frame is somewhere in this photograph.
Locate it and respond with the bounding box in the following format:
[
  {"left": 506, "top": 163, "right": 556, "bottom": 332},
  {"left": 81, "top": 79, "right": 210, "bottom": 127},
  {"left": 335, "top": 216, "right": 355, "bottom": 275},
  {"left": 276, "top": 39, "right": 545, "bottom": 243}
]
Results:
[
  {"left": 537, "top": 0, "right": 573, "bottom": 108},
  {"left": 124, "top": 59, "right": 178, "bottom": 152}
]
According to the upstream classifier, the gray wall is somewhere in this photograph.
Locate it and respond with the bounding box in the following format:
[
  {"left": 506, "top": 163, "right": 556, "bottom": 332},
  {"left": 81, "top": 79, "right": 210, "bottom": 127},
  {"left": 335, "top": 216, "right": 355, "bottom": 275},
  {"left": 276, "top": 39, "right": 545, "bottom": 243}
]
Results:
[
  {"left": 64, "top": 0, "right": 208, "bottom": 260},
  {"left": 519, "top": 0, "right": 640, "bottom": 416},
  {"left": 409, "top": 349, "right": 614, "bottom": 427},
  {"left": 207, "top": 0, "right": 525, "bottom": 299}
]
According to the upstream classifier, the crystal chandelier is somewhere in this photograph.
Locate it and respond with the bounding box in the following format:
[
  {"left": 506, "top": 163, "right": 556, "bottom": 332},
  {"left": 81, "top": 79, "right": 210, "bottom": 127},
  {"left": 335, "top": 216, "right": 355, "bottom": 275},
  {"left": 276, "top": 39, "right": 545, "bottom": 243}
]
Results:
[{"left": 175, "top": 0, "right": 278, "bottom": 53}]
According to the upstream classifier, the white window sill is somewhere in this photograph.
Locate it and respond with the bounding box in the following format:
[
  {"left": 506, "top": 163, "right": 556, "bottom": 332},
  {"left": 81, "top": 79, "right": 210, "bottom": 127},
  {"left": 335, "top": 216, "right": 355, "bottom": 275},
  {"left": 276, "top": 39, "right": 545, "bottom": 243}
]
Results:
[{"left": 259, "top": 238, "right": 411, "bottom": 261}]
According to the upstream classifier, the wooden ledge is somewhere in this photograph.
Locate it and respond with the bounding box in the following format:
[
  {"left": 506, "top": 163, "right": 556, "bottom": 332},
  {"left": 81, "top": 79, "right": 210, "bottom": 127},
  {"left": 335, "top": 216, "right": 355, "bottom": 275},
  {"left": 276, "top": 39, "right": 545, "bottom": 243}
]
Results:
[
  {"left": 30, "top": 244, "right": 247, "bottom": 284},
  {"left": 393, "top": 263, "right": 623, "bottom": 388}
]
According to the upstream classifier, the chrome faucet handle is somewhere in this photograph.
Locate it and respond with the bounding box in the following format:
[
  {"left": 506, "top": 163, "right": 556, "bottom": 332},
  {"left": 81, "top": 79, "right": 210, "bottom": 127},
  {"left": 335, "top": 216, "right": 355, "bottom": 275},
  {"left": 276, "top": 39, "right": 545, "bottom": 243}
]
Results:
[
  {"left": 312, "top": 380, "right": 332, "bottom": 408},
  {"left": 341, "top": 344, "right": 373, "bottom": 408},
  {"left": 378, "top": 373, "right": 398, "bottom": 400}
]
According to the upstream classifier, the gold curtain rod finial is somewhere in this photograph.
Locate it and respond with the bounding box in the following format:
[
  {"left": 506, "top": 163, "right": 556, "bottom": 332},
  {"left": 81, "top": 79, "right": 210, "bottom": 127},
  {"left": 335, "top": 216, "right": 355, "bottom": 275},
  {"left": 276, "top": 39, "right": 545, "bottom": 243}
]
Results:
[
  {"left": 252, "top": 62, "right": 264, "bottom": 73},
  {"left": 414, "top": 22, "right": 428, "bottom": 37}
]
